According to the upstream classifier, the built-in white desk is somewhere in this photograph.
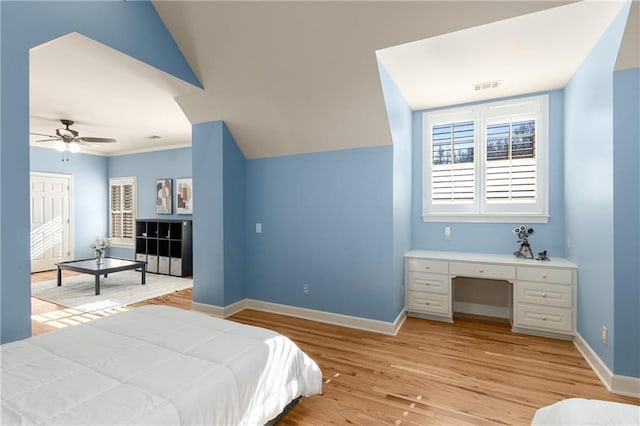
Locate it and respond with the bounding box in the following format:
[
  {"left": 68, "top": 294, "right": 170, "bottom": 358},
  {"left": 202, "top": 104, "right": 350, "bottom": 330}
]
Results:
[{"left": 404, "top": 250, "right": 577, "bottom": 340}]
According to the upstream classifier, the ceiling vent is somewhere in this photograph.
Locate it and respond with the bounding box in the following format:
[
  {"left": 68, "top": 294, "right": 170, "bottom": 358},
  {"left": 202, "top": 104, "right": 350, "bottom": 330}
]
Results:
[{"left": 473, "top": 80, "right": 502, "bottom": 91}]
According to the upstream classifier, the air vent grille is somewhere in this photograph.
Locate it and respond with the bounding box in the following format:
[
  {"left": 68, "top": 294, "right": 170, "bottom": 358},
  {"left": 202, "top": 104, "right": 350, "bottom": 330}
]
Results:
[{"left": 473, "top": 80, "right": 502, "bottom": 91}]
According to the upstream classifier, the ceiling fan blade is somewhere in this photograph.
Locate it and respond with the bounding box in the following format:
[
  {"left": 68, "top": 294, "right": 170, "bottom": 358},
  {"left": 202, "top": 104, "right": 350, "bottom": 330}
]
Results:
[
  {"left": 35, "top": 138, "right": 61, "bottom": 143},
  {"left": 30, "top": 132, "right": 57, "bottom": 138},
  {"left": 76, "top": 137, "right": 117, "bottom": 143}
]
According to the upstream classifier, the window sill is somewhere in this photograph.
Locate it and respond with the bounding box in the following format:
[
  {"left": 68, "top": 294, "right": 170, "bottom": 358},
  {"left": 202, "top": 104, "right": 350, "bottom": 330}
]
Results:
[{"left": 422, "top": 214, "right": 550, "bottom": 224}]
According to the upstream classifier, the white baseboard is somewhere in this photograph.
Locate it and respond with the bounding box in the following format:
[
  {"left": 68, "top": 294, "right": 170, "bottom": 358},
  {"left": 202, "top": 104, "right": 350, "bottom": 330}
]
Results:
[
  {"left": 574, "top": 332, "right": 640, "bottom": 398},
  {"left": 453, "top": 301, "right": 510, "bottom": 319},
  {"left": 192, "top": 298, "right": 405, "bottom": 336},
  {"left": 192, "top": 299, "right": 248, "bottom": 318}
]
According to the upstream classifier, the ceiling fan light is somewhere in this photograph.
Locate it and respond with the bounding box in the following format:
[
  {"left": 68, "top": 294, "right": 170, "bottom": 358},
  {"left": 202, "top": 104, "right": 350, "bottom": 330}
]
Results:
[
  {"left": 68, "top": 142, "right": 80, "bottom": 153},
  {"left": 54, "top": 141, "right": 66, "bottom": 152}
]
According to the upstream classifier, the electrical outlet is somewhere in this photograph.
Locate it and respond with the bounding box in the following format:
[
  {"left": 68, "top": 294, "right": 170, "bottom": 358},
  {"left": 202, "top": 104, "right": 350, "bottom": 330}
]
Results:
[
  {"left": 602, "top": 326, "right": 608, "bottom": 345},
  {"left": 303, "top": 283, "right": 310, "bottom": 295}
]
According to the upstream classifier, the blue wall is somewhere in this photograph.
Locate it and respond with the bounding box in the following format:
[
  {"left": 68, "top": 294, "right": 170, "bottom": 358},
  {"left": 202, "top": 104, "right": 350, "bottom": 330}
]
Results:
[
  {"left": 30, "top": 147, "right": 109, "bottom": 259},
  {"left": 564, "top": 3, "right": 630, "bottom": 372},
  {"left": 378, "top": 59, "right": 412, "bottom": 320},
  {"left": 191, "top": 121, "right": 248, "bottom": 307},
  {"left": 245, "top": 147, "right": 397, "bottom": 321},
  {"left": 411, "top": 91, "right": 566, "bottom": 256},
  {"left": 192, "top": 122, "right": 225, "bottom": 307},
  {"left": 0, "top": 0, "right": 198, "bottom": 343},
  {"left": 108, "top": 147, "right": 192, "bottom": 258},
  {"left": 613, "top": 67, "right": 640, "bottom": 377},
  {"left": 222, "top": 125, "right": 247, "bottom": 305}
]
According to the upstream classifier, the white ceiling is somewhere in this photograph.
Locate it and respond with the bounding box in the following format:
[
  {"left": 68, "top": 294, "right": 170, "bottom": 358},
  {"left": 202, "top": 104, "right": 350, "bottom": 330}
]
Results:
[
  {"left": 376, "top": 1, "right": 629, "bottom": 110},
  {"left": 29, "top": 1, "right": 638, "bottom": 159},
  {"left": 29, "top": 33, "right": 202, "bottom": 156}
]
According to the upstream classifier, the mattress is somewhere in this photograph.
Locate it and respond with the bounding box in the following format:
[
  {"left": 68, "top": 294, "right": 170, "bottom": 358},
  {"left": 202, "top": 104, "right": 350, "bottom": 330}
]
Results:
[
  {"left": 1, "top": 305, "right": 323, "bottom": 425},
  {"left": 532, "top": 398, "right": 640, "bottom": 426}
]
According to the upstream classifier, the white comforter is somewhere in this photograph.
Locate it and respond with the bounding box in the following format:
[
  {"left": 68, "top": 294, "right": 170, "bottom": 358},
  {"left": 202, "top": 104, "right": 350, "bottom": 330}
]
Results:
[
  {"left": 532, "top": 398, "right": 640, "bottom": 426},
  {"left": 1, "top": 305, "right": 322, "bottom": 425}
]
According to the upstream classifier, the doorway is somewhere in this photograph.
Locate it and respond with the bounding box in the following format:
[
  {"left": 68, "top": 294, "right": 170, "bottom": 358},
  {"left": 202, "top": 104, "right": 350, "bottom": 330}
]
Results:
[{"left": 30, "top": 172, "right": 73, "bottom": 272}]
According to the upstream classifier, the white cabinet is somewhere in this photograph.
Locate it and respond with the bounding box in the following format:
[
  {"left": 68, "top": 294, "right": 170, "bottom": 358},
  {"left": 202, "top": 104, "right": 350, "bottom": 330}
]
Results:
[
  {"left": 406, "top": 271, "right": 452, "bottom": 319},
  {"left": 513, "top": 265, "right": 575, "bottom": 336},
  {"left": 405, "top": 251, "right": 577, "bottom": 340}
]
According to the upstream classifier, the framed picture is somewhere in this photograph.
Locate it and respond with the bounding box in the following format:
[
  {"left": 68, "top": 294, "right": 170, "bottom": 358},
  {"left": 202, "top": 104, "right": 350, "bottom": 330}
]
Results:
[
  {"left": 156, "top": 178, "right": 173, "bottom": 214},
  {"left": 176, "top": 177, "right": 193, "bottom": 214}
]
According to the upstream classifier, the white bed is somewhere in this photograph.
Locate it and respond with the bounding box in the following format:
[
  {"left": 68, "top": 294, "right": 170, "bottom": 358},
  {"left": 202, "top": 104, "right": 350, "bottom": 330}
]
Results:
[
  {"left": 1, "top": 305, "right": 323, "bottom": 425},
  {"left": 532, "top": 398, "right": 640, "bottom": 426}
]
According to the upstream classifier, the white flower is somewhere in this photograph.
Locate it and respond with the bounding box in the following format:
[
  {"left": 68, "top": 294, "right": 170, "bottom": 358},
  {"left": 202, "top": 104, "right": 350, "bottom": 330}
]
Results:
[{"left": 90, "top": 237, "right": 111, "bottom": 251}]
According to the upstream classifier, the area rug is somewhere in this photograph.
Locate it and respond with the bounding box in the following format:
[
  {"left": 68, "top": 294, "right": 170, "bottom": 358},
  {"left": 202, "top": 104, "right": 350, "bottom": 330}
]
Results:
[{"left": 32, "top": 270, "right": 193, "bottom": 313}]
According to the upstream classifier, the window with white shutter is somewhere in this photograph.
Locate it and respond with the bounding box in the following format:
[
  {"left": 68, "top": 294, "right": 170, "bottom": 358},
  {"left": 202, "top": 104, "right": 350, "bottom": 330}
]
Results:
[
  {"left": 423, "top": 95, "right": 548, "bottom": 223},
  {"left": 109, "top": 177, "right": 136, "bottom": 246}
]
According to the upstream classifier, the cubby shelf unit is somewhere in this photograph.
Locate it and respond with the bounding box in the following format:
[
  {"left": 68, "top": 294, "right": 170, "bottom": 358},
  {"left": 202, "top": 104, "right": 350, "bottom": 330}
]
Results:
[{"left": 135, "top": 219, "right": 192, "bottom": 277}]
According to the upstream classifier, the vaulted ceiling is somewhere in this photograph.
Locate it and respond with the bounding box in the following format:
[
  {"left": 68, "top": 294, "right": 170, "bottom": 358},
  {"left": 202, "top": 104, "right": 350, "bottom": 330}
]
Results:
[{"left": 29, "top": 1, "right": 639, "bottom": 159}]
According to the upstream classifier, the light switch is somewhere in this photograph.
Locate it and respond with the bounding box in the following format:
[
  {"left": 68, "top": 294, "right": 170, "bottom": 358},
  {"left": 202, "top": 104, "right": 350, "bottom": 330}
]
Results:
[
  {"left": 444, "top": 226, "right": 451, "bottom": 240},
  {"left": 256, "top": 223, "right": 262, "bottom": 233}
]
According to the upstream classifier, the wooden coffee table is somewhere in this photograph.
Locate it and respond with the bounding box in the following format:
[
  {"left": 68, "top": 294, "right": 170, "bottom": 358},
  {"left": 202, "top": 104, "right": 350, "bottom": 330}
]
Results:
[{"left": 56, "top": 257, "right": 147, "bottom": 295}]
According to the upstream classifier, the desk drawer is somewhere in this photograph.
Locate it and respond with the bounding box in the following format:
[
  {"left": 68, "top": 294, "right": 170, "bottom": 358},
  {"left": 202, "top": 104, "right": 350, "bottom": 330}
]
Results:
[
  {"left": 516, "top": 281, "right": 572, "bottom": 308},
  {"left": 514, "top": 303, "right": 572, "bottom": 334},
  {"left": 407, "top": 291, "right": 450, "bottom": 316},
  {"left": 406, "top": 258, "right": 449, "bottom": 274},
  {"left": 450, "top": 262, "right": 516, "bottom": 280},
  {"left": 407, "top": 272, "right": 449, "bottom": 295},
  {"left": 517, "top": 266, "right": 573, "bottom": 284}
]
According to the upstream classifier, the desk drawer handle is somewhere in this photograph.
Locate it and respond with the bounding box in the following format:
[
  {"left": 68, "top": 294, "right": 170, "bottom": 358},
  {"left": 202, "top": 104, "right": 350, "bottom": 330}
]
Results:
[
  {"left": 542, "top": 273, "right": 548, "bottom": 278},
  {"left": 425, "top": 266, "right": 430, "bottom": 270},
  {"left": 479, "top": 269, "right": 484, "bottom": 273},
  {"left": 542, "top": 293, "right": 547, "bottom": 298},
  {"left": 425, "top": 302, "right": 431, "bottom": 306},
  {"left": 542, "top": 316, "right": 547, "bottom": 321}
]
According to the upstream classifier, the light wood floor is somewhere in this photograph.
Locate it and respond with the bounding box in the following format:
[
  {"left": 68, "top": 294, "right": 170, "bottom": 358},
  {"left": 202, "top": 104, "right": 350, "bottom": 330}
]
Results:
[{"left": 30, "top": 271, "right": 638, "bottom": 425}]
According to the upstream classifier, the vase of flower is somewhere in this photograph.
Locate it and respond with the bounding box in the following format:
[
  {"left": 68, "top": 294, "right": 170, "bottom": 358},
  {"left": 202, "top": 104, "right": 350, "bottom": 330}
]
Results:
[{"left": 90, "top": 237, "right": 110, "bottom": 265}]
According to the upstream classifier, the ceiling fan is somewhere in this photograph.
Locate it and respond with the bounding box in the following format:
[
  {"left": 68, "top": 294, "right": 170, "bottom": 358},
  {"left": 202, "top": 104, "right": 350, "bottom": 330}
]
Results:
[{"left": 30, "top": 119, "right": 117, "bottom": 153}]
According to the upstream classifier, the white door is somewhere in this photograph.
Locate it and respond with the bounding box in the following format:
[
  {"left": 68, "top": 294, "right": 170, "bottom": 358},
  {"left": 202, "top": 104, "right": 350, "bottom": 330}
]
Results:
[{"left": 30, "top": 173, "right": 72, "bottom": 272}]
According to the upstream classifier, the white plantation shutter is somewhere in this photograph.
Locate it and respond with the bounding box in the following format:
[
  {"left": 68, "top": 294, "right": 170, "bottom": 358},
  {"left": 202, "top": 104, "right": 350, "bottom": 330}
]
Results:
[
  {"left": 431, "top": 121, "right": 475, "bottom": 204},
  {"left": 122, "top": 184, "right": 134, "bottom": 239},
  {"left": 423, "top": 95, "right": 548, "bottom": 222},
  {"left": 432, "top": 163, "right": 475, "bottom": 202},
  {"left": 110, "top": 177, "right": 136, "bottom": 246},
  {"left": 485, "top": 119, "right": 536, "bottom": 203}
]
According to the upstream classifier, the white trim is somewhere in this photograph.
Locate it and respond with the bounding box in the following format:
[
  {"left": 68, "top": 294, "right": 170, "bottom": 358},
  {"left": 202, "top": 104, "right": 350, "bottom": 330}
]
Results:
[
  {"left": 192, "top": 299, "right": 406, "bottom": 336},
  {"left": 422, "top": 95, "right": 549, "bottom": 222},
  {"left": 34, "top": 142, "right": 192, "bottom": 157},
  {"left": 191, "top": 301, "right": 225, "bottom": 317},
  {"left": 423, "top": 213, "right": 550, "bottom": 223},
  {"left": 574, "top": 332, "right": 640, "bottom": 398},
  {"left": 109, "top": 176, "right": 137, "bottom": 248},
  {"left": 611, "top": 375, "right": 640, "bottom": 398},
  {"left": 106, "top": 143, "right": 192, "bottom": 157},
  {"left": 247, "top": 300, "right": 406, "bottom": 335},
  {"left": 453, "top": 301, "right": 510, "bottom": 319},
  {"left": 191, "top": 299, "right": 248, "bottom": 318}
]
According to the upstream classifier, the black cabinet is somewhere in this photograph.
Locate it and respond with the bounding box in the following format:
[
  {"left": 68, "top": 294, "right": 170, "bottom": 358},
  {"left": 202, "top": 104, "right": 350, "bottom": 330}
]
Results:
[{"left": 135, "top": 219, "right": 192, "bottom": 277}]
